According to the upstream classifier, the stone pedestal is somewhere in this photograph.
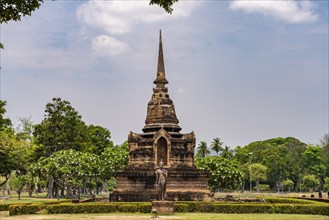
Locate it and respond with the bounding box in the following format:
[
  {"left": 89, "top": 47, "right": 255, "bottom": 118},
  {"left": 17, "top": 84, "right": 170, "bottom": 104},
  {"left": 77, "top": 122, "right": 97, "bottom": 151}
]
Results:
[
  {"left": 110, "top": 168, "right": 212, "bottom": 202},
  {"left": 152, "top": 201, "right": 174, "bottom": 215}
]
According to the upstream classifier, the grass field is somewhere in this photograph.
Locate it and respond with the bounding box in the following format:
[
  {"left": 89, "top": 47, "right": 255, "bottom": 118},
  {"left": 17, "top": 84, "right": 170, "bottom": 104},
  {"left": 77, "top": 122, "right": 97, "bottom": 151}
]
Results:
[
  {"left": 1, "top": 192, "right": 328, "bottom": 219},
  {"left": 0, "top": 212, "right": 329, "bottom": 220}
]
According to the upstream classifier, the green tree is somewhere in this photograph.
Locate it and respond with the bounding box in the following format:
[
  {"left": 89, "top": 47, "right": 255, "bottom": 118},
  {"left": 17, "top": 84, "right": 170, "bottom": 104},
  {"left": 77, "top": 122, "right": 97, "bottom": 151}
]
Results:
[
  {"left": 195, "top": 156, "right": 244, "bottom": 192},
  {"left": 302, "top": 145, "right": 327, "bottom": 188},
  {"left": 33, "top": 98, "right": 90, "bottom": 158},
  {"left": 100, "top": 143, "right": 128, "bottom": 180},
  {"left": 0, "top": 130, "right": 15, "bottom": 187},
  {"left": 235, "top": 137, "right": 307, "bottom": 192},
  {"left": 35, "top": 149, "right": 100, "bottom": 198},
  {"left": 196, "top": 141, "right": 210, "bottom": 158},
  {"left": 221, "top": 145, "right": 233, "bottom": 159},
  {"left": 0, "top": 100, "right": 15, "bottom": 187},
  {"left": 323, "top": 177, "right": 329, "bottom": 192},
  {"left": 283, "top": 179, "right": 294, "bottom": 192},
  {"left": 241, "top": 163, "right": 267, "bottom": 192},
  {"left": 210, "top": 137, "right": 223, "bottom": 156},
  {"left": 87, "top": 125, "right": 113, "bottom": 155},
  {"left": 10, "top": 173, "right": 27, "bottom": 200},
  {"left": 0, "top": 100, "right": 12, "bottom": 130},
  {"left": 302, "top": 174, "right": 319, "bottom": 192},
  {"left": 33, "top": 98, "right": 91, "bottom": 198}
]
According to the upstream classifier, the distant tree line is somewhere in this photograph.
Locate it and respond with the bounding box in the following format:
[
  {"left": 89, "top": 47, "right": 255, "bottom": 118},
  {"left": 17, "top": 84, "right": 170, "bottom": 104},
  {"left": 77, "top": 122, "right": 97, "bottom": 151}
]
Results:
[{"left": 196, "top": 135, "right": 329, "bottom": 193}]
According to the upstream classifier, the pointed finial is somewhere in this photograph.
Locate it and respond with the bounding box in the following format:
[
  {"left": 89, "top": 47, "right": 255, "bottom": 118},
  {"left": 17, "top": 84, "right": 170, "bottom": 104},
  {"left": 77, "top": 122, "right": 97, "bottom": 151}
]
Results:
[{"left": 154, "top": 29, "right": 168, "bottom": 87}]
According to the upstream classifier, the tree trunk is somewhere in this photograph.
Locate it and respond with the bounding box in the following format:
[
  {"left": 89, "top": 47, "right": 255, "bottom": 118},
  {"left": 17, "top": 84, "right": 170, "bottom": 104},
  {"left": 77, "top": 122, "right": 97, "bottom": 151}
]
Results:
[
  {"left": 47, "top": 176, "right": 54, "bottom": 198},
  {"left": 54, "top": 182, "right": 59, "bottom": 198},
  {"left": 82, "top": 180, "right": 86, "bottom": 194},
  {"left": 27, "top": 181, "right": 32, "bottom": 197},
  {"left": 256, "top": 179, "right": 260, "bottom": 192},
  {"left": 66, "top": 185, "right": 72, "bottom": 198},
  {"left": 34, "top": 176, "right": 39, "bottom": 196},
  {"left": 6, "top": 181, "right": 11, "bottom": 195},
  {"left": 61, "top": 187, "right": 65, "bottom": 197},
  {"left": 102, "top": 181, "right": 108, "bottom": 193}
]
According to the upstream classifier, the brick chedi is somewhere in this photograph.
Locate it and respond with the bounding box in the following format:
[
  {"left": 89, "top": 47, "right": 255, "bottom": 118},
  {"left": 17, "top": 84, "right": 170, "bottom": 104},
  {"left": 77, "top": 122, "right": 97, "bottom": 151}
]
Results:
[{"left": 110, "top": 31, "right": 212, "bottom": 202}]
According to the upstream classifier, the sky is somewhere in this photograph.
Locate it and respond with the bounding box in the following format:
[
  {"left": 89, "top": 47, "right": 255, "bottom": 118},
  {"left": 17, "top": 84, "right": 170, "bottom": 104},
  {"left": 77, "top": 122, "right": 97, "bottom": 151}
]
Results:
[{"left": 0, "top": 0, "right": 328, "bottom": 149}]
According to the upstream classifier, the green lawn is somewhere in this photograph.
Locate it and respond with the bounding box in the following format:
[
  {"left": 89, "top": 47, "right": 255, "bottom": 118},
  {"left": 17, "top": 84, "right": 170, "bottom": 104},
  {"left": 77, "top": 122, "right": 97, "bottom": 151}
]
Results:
[{"left": 0, "top": 212, "right": 328, "bottom": 220}]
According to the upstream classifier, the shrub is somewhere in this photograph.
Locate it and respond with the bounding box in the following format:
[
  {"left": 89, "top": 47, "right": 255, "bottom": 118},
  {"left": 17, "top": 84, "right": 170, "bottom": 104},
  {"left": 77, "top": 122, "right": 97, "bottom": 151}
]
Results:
[
  {"left": 196, "top": 203, "right": 213, "bottom": 212},
  {"left": 138, "top": 203, "right": 152, "bottom": 213},
  {"left": 117, "top": 204, "right": 139, "bottom": 212},
  {"left": 212, "top": 204, "right": 274, "bottom": 214},
  {"left": 46, "top": 203, "right": 118, "bottom": 214},
  {"left": 0, "top": 204, "right": 10, "bottom": 211},
  {"left": 274, "top": 204, "right": 329, "bottom": 216},
  {"left": 174, "top": 203, "right": 189, "bottom": 212},
  {"left": 264, "top": 197, "right": 316, "bottom": 204},
  {"left": 9, "top": 204, "right": 44, "bottom": 216}
]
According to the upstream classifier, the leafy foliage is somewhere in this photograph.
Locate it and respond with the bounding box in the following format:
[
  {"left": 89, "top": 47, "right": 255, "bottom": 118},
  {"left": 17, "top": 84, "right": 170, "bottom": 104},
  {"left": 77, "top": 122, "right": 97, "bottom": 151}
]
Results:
[
  {"left": 195, "top": 156, "right": 244, "bottom": 192},
  {"left": 302, "top": 174, "right": 319, "bottom": 192},
  {"left": 0, "top": 0, "right": 44, "bottom": 23},
  {"left": 241, "top": 163, "right": 267, "bottom": 192},
  {"left": 149, "top": 0, "right": 178, "bottom": 14},
  {"left": 234, "top": 137, "right": 309, "bottom": 191},
  {"left": 33, "top": 98, "right": 90, "bottom": 158},
  {"left": 302, "top": 145, "right": 327, "bottom": 185}
]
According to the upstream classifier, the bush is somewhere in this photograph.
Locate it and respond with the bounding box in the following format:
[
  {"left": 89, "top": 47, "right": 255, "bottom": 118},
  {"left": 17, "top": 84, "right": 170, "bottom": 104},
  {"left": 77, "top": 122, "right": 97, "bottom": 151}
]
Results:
[
  {"left": 46, "top": 203, "right": 118, "bottom": 214},
  {"left": 196, "top": 203, "right": 213, "bottom": 212},
  {"left": 212, "top": 204, "right": 274, "bottom": 214},
  {"left": 274, "top": 204, "right": 329, "bottom": 216},
  {"left": 0, "top": 204, "right": 10, "bottom": 211},
  {"left": 258, "top": 184, "right": 270, "bottom": 191},
  {"left": 264, "top": 197, "right": 316, "bottom": 204},
  {"left": 138, "top": 203, "right": 152, "bottom": 213},
  {"left": 9, "top": 204, "right": 44, "bottom": 216},
  {"left": 117, "top": 204, "right": 139, "bottom": 212},
  {"left": 174, "top": 203, "right": 189, "bottom": 212},
  {"left": 5, "top": 201, "right": 329, "bottom": 216}
]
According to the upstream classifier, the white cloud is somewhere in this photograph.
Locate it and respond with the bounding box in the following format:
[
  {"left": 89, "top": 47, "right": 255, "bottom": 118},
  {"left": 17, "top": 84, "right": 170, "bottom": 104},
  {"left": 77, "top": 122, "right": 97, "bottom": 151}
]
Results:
[
  {"left": 77, "top": 1, "right": 200, "bottom": 35},
  {"left": 229, "top": 0, "right": 318, "bottom": 24},
  {"left": 91, "top": 35, "right": 128, "bottom": 57},
  {"left": 76, "top": 1, "right": 201, "bottom": 57}
]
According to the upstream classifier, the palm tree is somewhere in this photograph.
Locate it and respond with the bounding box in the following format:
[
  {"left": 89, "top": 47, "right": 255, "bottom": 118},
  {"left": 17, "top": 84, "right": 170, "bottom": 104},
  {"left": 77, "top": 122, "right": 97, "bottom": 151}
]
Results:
[
  {"left": 211, "top": 137, "right": 223, "bottom": 156},
  {"left": 197, "top": 141, "right": 210, "bottom": 158},
  {"left": 221, "top": 145, "right": 233, "bottom": 159}
]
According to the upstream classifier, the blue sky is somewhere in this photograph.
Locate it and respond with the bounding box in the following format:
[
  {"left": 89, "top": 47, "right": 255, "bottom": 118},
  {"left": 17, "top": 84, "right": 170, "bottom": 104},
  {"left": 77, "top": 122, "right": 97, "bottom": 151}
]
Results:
[{"left": 1, "top": 0, "right": 328, "bottom": 148}]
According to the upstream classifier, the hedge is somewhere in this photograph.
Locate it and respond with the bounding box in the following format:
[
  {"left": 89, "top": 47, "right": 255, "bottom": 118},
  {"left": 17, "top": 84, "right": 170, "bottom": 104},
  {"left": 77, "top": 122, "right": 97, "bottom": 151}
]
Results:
[
  {"left": 46, "top": 202, "right": 152, "bottom": 214},
  {"left": 173, "top": 202, "right": 329, "bottom": 215},
  {"left": 0, "top": 204, "right": 10, "bottom": 211},
  {"left": 264, "top": 197, "right": 317, "bottom": 204},
  {"left": 274, "top": 204, "right": 329, "bottom": 216},
  {"left": 211, "top": 204, "right": 274, "bottom": 214},
  {"left": 9, "top": 204, "right": 45, "bottom": 216},
  {"left": 5, "top": 201, "right": 329, "bottom": 216}
]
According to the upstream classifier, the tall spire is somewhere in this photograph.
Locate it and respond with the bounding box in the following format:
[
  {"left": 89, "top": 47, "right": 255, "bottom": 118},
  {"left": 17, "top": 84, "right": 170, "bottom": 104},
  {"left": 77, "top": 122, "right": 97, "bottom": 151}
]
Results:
[
  {"left": 154, "top": 30, "right": 168, "bottom": 87},
  {"left": 143, "top": 30, "right": 181, "bottom": 133}
]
